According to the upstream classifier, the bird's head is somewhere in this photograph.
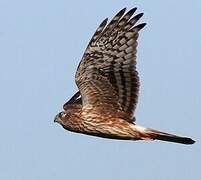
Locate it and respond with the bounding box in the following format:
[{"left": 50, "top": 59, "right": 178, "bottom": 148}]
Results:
[
  {"left": 54, "top": 111, "right": 67, "bottom": 126},
  {"left": 54, "top": 105, "right": 81, "bottom": 131}
]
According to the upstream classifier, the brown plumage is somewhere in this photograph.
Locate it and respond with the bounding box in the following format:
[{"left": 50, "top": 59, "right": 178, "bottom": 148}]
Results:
[{"left": 54, "top": 8, "right": 195, "bottom": 145}]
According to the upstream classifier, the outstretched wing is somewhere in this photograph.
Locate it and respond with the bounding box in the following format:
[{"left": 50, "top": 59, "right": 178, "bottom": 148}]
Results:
[{"left": 76, "top": 8, "right": 146, "bottom": 120}]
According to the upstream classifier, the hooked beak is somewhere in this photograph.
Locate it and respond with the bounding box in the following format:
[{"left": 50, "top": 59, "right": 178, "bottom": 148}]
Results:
[{"left": 54, "top": 114, "right": 60, "bottom": 123}]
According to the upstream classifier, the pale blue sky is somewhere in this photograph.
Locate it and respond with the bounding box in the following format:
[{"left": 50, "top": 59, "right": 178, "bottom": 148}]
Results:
[{"left": 0, "top": 0, "right": 200, "bottom": 180}]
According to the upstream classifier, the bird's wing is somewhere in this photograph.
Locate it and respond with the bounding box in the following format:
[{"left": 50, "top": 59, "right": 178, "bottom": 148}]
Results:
[
  {"left": 76, "top": 8, "right": 146, "bottom": 121},
  {"left": 63, "top": 91, "right": 82, "bottom": 110},
  {"left": 76, "top": 68, "right": 121, "bottom": 113}
]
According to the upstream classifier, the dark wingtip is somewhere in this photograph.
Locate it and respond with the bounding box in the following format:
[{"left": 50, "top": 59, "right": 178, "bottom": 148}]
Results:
[
  {"left": 125, "top": 7, "right": 137, "bottom": 16},
  {"left": 134, "top": 13, "right": 144, "bottom": 20},
  {"left": 135, "top": 23, "right": 147, "bottom": 31},
  {"left": 116, "top": 8, "right": 127, "bottom": 17},
  {"left": 101, "top": 18, "right": 108, "bottom": 26},
  {"left": 121, "top": 7, "right": 127, "bottom": 12}
]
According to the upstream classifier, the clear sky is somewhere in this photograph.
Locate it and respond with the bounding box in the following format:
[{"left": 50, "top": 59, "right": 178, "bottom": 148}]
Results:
[{"left": 0, "top": 0, "right": 200, "bottom": 180}]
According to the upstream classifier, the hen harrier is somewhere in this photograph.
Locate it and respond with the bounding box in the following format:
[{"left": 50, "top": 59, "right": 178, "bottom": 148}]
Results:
[{"left": 54, "top": 8, "right": 195, "bottom": 145}]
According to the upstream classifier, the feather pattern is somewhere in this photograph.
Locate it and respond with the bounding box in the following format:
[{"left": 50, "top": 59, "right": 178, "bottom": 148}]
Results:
[
  {"left": 76, "top": 8, "right": 146, "bottom": 121},
  {"left": 55, "top": 8, "right": 195, "bottom": 145}
]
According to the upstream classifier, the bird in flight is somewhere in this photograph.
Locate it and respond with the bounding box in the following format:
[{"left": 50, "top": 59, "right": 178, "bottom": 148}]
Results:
[{"left": 54, "top": 8, "right": 195, "bottom": 145}]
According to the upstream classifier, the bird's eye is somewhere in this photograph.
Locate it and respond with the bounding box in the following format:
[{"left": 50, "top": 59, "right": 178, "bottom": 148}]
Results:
[{"left": 60, "top": 112, "right": 66, "bottom": 118}]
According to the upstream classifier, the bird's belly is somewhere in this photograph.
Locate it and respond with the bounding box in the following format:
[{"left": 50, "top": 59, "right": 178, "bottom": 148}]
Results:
[{"left": 75, "top": 116, "right": 141, "bottom": 140}]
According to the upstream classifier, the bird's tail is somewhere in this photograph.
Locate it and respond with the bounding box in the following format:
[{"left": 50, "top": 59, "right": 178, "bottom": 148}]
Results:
[{"left": 135, "top": 125, "right": 195, "bottom": 145}]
